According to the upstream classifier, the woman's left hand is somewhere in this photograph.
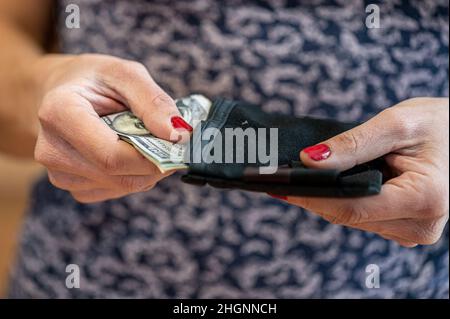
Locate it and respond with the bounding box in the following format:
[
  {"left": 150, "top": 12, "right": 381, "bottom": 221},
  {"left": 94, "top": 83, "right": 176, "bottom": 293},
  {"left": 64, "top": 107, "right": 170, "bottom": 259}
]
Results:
[{"left": 272, "top": 97, "right": 449, "bottom": 247}]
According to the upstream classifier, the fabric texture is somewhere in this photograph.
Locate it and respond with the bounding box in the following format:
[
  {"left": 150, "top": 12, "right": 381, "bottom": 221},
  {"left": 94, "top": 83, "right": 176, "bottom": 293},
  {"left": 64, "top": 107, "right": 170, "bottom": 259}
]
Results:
[
  {"left": 8, "top": 0, "right": 449, "bottom": 298},
  {"left": 182, "top": 98, "right": 383, "bottom": 197}
]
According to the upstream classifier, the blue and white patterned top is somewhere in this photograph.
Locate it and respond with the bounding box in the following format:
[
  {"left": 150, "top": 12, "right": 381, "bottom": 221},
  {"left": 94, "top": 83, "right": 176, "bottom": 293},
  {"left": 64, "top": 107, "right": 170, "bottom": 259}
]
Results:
[{"left": 9, "top": 0, "right": 449, "bottom": 298}]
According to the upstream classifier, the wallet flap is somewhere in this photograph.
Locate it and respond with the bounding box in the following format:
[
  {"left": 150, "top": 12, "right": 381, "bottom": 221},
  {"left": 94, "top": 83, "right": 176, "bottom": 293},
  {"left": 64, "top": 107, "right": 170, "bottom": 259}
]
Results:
[{"left": 181, "top": 98, "right": 383, "bottom": 197}]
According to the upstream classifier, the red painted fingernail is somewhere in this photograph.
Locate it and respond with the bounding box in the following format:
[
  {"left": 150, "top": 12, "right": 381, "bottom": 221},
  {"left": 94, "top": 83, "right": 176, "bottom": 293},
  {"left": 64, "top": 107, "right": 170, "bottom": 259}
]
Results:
[
  {"left": 303, "top": 144, "right": 331, "bottom": 161},
  {"left": 267, "top": 193, "right": 288, "bottom": 200},
  {"left": 171, "top": 116, "right": 193, "bottom": 132}
]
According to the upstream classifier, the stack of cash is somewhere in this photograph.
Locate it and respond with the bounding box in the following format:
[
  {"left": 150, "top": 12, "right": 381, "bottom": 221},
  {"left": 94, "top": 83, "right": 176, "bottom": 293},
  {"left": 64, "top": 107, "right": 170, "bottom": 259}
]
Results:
[{"left": 102, "top": 94, "right": 212, "bottom": 172}]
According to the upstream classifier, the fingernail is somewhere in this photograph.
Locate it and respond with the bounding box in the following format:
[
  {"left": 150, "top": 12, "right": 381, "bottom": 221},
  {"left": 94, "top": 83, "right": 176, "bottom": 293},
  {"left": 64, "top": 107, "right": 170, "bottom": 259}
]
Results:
[
  {"left": 171, "top": 116, "right": 193, "bottom": 132},
  {"left": 267, "top": 193, "right": 288, "bottom": 201},
  {"left": 303, "top": 144, "right": 331, "bottom": 161}
]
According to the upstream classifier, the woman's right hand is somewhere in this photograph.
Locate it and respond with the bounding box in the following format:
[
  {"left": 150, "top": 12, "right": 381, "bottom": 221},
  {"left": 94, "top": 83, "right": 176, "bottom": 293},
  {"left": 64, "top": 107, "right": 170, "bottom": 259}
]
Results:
[{"left": 34, "top": 54, "right": 189, "bottom": 203}]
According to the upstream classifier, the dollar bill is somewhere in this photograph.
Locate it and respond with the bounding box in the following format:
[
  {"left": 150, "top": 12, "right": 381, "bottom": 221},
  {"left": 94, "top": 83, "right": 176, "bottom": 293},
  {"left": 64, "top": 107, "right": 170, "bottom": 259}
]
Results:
[{"left": 101, "top": 94, "right": 212, "bottom": 173}]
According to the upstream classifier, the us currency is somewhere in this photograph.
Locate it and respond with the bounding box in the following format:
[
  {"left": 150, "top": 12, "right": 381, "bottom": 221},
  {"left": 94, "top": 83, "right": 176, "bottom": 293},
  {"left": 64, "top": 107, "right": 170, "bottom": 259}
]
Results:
[{"left": 102, "top": 94, "right": 212, "bottom": 172}]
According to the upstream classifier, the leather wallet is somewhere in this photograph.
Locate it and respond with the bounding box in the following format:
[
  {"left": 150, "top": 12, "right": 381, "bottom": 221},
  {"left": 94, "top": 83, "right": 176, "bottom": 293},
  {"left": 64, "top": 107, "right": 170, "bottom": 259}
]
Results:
[{"left": 181, "top": 98, "right": 383, "bottom": 197}]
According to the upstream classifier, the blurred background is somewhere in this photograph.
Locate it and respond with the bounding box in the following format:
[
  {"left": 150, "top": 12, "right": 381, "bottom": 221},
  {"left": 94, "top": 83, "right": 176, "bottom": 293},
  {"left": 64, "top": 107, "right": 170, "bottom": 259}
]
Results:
[{"left": 0, "top": 154, "right": 42, "bottom": 297}]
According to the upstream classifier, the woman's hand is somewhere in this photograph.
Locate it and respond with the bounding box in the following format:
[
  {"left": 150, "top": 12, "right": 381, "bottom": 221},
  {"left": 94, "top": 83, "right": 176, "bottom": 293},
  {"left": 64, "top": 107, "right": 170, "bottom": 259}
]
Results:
[
  {"left": 274, "top": 98, "right": 449, "bottom": 247},
  {"left": 34, "top": 54, "right": 190, "bottom": 203}
]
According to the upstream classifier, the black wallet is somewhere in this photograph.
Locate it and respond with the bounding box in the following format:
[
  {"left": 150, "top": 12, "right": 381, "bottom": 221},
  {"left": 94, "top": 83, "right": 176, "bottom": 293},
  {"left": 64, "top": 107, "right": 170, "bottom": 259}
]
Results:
[{"left": 181, "top": 98, "right": 383, "bottom": 197}]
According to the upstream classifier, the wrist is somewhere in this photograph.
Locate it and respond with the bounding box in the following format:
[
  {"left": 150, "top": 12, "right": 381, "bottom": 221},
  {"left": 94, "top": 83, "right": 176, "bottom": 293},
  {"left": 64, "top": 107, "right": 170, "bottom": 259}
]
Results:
[
  {"left": 27, "top": 54, "right": 76, "bottom": 105},
  {"left": 0, "top": 54, "right": 74, "bottom": 157}
]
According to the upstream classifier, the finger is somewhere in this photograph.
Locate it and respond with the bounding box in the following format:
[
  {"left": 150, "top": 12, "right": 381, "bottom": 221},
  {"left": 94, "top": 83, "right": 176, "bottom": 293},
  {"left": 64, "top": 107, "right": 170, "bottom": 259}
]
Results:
[
  {"left": 36, "top": 129, "right": 171, "bottom": 191},
  {"left": 48, "top": 170, "right": 98, "bottom": 191},
  {"left": 299, "top": 107, "right": 416, "bottom": 171},
  {"left": 47, "top": 169, "right": 163, "bottom": 193},
  {"left": 71, "top": 187, "right": 148, "bottom": 204},
  {"left": 356, "top": 217, "right": 447, "bottom": 246},
  {"left": 36, "top": 127, "right": 105, "bottom": 177},
  {"left": 296, "top": 203, "right": 419, "bottom": 247},
  {"left": 378, "top": 233, "right": 418, "bottom": 248},
  {"left": 39, "top": 90, "right": 163, "bottom": 176},
  {"left": 98, "top": 60, "right": 192, "bottom": 140},
  {"left": 285, "top": 176, "right": 420, "bottom": 224},
  {"left": 343, "top": 221, "right": 419, "bottom": 247}
]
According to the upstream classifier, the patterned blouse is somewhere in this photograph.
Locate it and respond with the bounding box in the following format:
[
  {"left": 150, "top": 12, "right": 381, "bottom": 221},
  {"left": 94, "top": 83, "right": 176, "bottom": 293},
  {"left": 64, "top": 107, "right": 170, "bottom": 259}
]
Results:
[{"left": 9, "top": 0, "right": 449, "bottom": 298}]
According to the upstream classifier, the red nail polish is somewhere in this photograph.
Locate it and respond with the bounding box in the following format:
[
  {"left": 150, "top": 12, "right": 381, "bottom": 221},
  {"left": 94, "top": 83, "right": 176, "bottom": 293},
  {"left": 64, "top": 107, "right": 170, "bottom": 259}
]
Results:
[
  {"left": 171, "top": 116, "right": 193, "bottom": 132},
  {"left": 267, "top": 193, "right": 288, "bottom": 201},
  {"left": 303, "top": 144, "right": 331, "bottom": 161}
]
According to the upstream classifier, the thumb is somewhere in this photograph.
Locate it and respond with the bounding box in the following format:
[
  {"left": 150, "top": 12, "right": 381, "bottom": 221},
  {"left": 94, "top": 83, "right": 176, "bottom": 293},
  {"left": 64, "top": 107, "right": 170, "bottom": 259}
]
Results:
[
  {"left": 300, "top": 110, "right": 401, "bottom": 171},
  {"left": 100, "top": 60, "right": 192, "bottom": 142}
]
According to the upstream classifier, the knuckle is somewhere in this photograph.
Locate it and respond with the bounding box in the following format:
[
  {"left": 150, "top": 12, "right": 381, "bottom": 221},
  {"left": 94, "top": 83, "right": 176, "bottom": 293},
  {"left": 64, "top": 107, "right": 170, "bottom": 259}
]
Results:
[
  {"left": 418, "top": 183, "right": 448, "bottom": 219},
  {"left": 426, "top": 219, "right": 447, "bottom": 243},
  {"left": 428, "top": 199, "right": 448, "bottom": 220},
  {"left": 349, "top": 204, "right": 369, "bottom": 224},
  {"left": 151, "top": 91, "right": 172, "bottom": 106},
  {"left": 37, "top": 105, "right": 49, "bottom": 126},
  {"left": 382, "top": 107, "right": 417, "bottom": 139},
  {"left": 128, "top": 61, "right": 148, "bottom": 73},
  {"left": 95, "top": 56, "right": 124, "bottom": 72},
  {"left": 34, "top": 146, "right": 56, "bottom": 168},
  {"left": 118, "top": 176, "right": 154, "bottom": 193},
  {"left": 334, "top": 131, "right": 360, "bottom": 156},
  {"left": 121, "top": 60, "right": 148, "bottom": 78},
  {"left": 118, "top": 176, "right": 139, "bottom": 192},
  {"left": 38, "top": 88, "right": 74, "bottom": 129},
  {"left": 99, "top": 58, "right": 152, "bottom": 88},
  {"left": 71, "top": 192, "right": 94, "bottom": 204},
  {"left": 38, "top": 93, "right": 58, "bottom": 127},
  {"left": 330, "top": 204, "right": 360, "bottom": 225},
  {"left": 409, "top": 220, "right": 445, "bottom": 245},
  {"left": 34, "top": 145, "right": 46, "bottom": 165},
  {"left": 47, "top": 172, "right": 78, "bottom": 191},
  {"left": 37, "top": 156, "right": 56, "bottom": 169},
  {"left": 100, "top": 151, "right": 124, "bottom": 174},
  {"left": 430, "top": 190, "right": 449, "bottom": 219},
  {"left": 416, "top": 232, "right": 441, "bottom": 246}
]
